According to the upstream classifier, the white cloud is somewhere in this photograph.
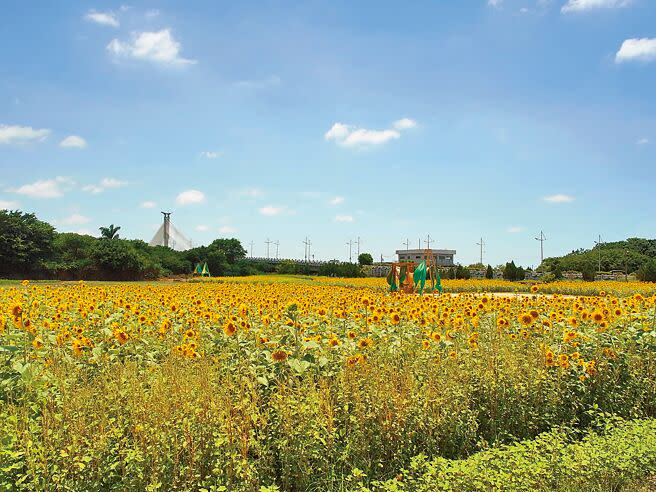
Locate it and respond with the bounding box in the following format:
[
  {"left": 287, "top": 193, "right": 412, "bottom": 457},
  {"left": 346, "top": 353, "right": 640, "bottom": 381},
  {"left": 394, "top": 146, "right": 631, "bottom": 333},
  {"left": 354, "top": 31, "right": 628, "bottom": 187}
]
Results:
[
  {"left": 107, "top": 29, "right": 196, "bottom": 66},
  {"left": 234, "top": 75, "right": 281, "bottom": 89},
  {"left": 141, "top": 201, "right": 157, "bottom": 208},
  {"left": 507, "top": 226, "right": 522, "bottom": 233},
  {"left": 82, "top": 185, "right": 104, "bottom": 194},
  {"left": 344, "top": 128, "right": 400, "bottom": 146},
  {"left": 520, "top": 7, "right": 529, "bottom": 13},
  {"left": 100, "top": 177, "right": 127, "bottom": 188},
  {"left": 218, "top": 225, "right": 236, "bottom": 234},
  {"left": 145, "top": 9, "right": 160, "bottom": 18},
  {"left": 488, "top": 0, "right": 502, "bottom": 6},
  {"left": 176, "top": 189, "right": 205, "bottom": 205},
  {"left": 195, "top": 224, "right": 209, "bottom": 232},
  {"left": 0, "top": 124, "right": 50, "bottom": 144},
  {"left": 393, "top": 118, "right": 417, "bottom": 130},
  {"left": 543, "top": 194, "right": 575, "bottom": 203},
  {"left": 259, "top": 205, "right": 287, "bottom": 216},
  {"left": 82, "top": 177, "right": 127, "bottom": 193},
  {"left": 58, "top": 213, "right": 90, "bottom": 226},
  {"left": 325, "top": 118, "right": 416, "bottom": 147},
  {"left": 10, "top": 177, "right": 74, "bottom": 199},
  {"left": 0, "top": 200, "right": 19, "bottom": 209},
  {"left": 562, "top": 0, "right": 630, "bottom": 13},
  {"left": 85, "top": 10, "right": 119, "bottom": 27},
  {"left": 335, "top": 215, "right": 354, "bottom": 223},
  {"left": 200, "top": 151, "right": 220, "bottom": 159},
  {"left": 615, "top": 38, "right": 656, "bottom": 63},
  {"left": 237, "top": 188, "right": 264, "bottom": 198},
  {"left": 59, "top": 135, "right": 87, "bottom": 148},
  {"left": 637, "top": 138, "right": 649, "bottom": 145},
  {"left": 325, "top": 123, "right": 351, "bottom": 141},
  {"left": 329, "top": 196, "right": 345, "bottom": 205}
]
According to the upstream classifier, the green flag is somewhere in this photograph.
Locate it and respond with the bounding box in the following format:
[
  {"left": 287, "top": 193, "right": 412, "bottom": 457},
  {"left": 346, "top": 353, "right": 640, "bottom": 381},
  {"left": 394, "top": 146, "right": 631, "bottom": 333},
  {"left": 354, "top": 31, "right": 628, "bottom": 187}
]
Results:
[
  {"left": 413, "top": 260, "right": 427, "bottom": 294},
  {"left": 435, "top": 271, "right": 443, "bottom": 294},
  {"left": 386, "top": 267, "right": 398, "bottom": 292}
]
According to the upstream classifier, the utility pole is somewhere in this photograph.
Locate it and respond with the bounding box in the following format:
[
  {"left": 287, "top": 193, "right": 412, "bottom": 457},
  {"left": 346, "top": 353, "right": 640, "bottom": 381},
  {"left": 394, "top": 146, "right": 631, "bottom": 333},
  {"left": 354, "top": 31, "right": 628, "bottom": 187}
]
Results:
[
  {"left": 403, "top": 238, "right": 410, "bottom": 252},
  {"left": 476, "top": 237, "right": 485, "bottom": 265},
  {"left": 535, "top": 231, "right": 547, "bottom": 265},
  {"left": 248, "top": 240, "right": 254, "bottom": 258},
  {"left": 594, "top": 235, "right": 603, "bottom": 273},
  {"left": 303, "top": 237, "right": 311, "bottom": 264},
  {"left": 357, "top": 236, "right": 361, "bottom": 258},
  {"left": 274, "top": 240, "right": 280, "bottom": 259},
  {"left": 425, "top": 234, "right": 432, "bottom": 250},
  {"left": 265, "top": 238, "right": 272, "bottom": 259},
  {"left": 418, "top": 238, "right": 422, "bottom": 250},
  {"left": 346, "top": 239, "right": 355, "bottom": 263}
]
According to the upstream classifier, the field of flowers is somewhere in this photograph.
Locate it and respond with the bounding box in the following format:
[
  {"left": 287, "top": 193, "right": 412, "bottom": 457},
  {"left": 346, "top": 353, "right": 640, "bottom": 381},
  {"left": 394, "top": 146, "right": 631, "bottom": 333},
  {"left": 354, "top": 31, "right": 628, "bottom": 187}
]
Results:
[{"left": 1, "top": 278, "right": 656, "bottom": 491}]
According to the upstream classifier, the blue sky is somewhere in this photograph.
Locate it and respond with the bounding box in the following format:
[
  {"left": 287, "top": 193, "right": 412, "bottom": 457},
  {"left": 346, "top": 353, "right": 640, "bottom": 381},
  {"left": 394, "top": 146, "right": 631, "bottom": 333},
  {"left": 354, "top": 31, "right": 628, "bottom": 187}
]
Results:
[{"left": 1, "top": 0, "right": 655, "bottom": 267}]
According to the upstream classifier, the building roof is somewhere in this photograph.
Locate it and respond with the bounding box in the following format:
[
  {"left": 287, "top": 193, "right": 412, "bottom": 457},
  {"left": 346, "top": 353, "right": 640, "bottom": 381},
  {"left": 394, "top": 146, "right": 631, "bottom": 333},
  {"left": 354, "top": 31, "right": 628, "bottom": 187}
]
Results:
[{"left": 395, "top": 249, "right": 456, "bottom": 255}]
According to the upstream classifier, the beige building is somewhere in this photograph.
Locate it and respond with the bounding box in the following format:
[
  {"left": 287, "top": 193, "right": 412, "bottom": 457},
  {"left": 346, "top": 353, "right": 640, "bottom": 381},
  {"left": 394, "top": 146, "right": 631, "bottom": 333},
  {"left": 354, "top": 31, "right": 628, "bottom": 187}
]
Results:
[{"left": 396, "top": 248, "right": 456, "bottom": 266}]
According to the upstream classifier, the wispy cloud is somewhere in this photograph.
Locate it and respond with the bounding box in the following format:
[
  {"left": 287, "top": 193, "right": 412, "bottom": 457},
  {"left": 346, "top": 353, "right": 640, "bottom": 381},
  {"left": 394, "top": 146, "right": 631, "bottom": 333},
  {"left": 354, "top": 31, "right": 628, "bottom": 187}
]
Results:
[
  {"left": 0, "top": 200, "right": 19, "bottom": 209},
  {"left": 543, "top": 194, "right": 575, "bottom": 203},
  {"left": 200, "top": 151, "right": 220, "bottom": 159},
  {"left": 325, "top": 118, "right": 416, "bottom": 147},
  {"left": 107, "top": 29, "right": 196, "bottom": 66},
  {"left": 218, "top": 225, "right": 236, "bottom": 234},
  {"left": 507, "top": 226, "right": 522, "bottom": 233},
  {"left": 335, "top": 215, "right": 354, "bottom": 223},
  {"left": 58, "top": 213, "right": 91, "bottom": 226},
  {"left": 562, "top": 0, "right": 631, "bottom": 14},
  {"left": 82, "top": 177, "right": 127, "bottom": 193},
  {"left": 195, "top": 224, "right": 209, "bottom": 232},
  {"left": 59, "top": 135, "right": 87, "bottom": 148},
  {"left": 329, "top": 196, "right": 345, "bottom": 205},
  {"left": 637, "top": 138, "right": 649, "bottom": 145},
  {"left": 176, "top": 189, "right": 205, "bottom": 205},
  {"left": 487, "top": 0, "right": 502, "bottom": 7},
  {"left": 9, "top": 177, "right": 74, "bottom": 199},
  {"left": 616, "top": 38, "right": 656, "bottom": 63},
  {"left": 0, "top": 124, "right": 50, "bottom": 144},
  {"left": 259, "top": 205, "right": 290, "bottom": 216},
  {"left": 141, "top": 201, "right": 157, "bottom": 208},
  {"left": 85, "top": 10, "right": 119, "bottom": 27},
  {"left": 236, "top": 188, "right": 264, "bottom": 198},
  {"left": 233, "top": 75, "right": 281, "bottom": 89}
]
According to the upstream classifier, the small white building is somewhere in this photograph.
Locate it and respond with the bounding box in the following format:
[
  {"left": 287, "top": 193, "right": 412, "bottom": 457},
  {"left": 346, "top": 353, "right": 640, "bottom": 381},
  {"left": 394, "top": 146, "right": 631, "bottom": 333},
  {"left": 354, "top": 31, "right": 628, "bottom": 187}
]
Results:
[{"left": 396, "top": 248, "right": 456, "bottom": 266}]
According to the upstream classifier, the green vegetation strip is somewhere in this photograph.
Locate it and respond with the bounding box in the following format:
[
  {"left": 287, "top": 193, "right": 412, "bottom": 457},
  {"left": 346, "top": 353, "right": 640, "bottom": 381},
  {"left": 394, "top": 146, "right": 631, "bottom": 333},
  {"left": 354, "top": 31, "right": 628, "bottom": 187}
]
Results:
[{"left": 358, "top": 417, "right": 656, "bottom": 492}]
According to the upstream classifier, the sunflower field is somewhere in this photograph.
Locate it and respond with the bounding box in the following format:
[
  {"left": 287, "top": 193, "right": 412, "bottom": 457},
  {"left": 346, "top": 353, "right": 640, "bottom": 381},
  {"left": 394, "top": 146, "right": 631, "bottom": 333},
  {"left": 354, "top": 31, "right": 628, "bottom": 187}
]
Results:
[{"left": 1, "top": 278, "right": 656, "bottom": 491}]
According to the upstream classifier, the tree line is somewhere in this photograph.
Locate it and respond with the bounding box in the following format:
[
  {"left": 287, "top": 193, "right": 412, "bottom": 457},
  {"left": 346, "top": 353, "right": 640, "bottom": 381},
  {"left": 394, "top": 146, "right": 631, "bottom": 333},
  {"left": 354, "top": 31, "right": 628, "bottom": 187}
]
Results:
[{"left": 0, "top": 210, "right": 372, "bottom": 280}]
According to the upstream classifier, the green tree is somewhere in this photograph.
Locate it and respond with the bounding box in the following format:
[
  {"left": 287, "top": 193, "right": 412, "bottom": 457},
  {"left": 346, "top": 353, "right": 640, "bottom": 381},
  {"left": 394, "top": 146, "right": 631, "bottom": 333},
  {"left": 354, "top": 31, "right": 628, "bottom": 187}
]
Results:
[
  {"left": 276, "top": 260, "right": 298, "bottom": 275},
  {"left": 516, "top": 266, "right": 526, "bottom": 281},
  {"left": 503, "top": 261, "right": 518, "bottom": 281},
  {"left": 99, "top": 224, "right": 121, "bottom": 239},
  {"left": 637, "top": 259, "right": 656, "bottom": 282},
  {"left": 0, "top": 210, "right": 55, "bottom": 276},
  {"left": 358, "top": 253, "right": 374, "bottom": 266},
  {"left": 485, "top": 264, "right": 494, "bottom": 279},
  {"left": 91, "top": 239, "right": 145, "bottom": 279}
]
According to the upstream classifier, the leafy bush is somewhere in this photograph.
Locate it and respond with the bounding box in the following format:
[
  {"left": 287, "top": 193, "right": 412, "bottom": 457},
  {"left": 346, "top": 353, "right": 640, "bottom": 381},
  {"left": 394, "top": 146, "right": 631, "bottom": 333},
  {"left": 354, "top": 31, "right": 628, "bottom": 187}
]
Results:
[{"left": 364, "top": 417, "right": 656, "bottom": 492}]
